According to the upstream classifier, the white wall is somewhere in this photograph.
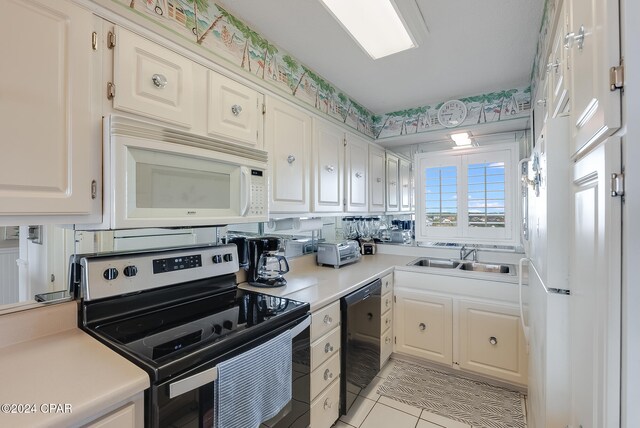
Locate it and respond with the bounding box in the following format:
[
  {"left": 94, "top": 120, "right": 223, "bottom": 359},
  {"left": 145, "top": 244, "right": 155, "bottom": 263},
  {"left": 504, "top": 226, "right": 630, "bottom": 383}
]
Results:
[{"left": 621, "top": 0, "right": 639, "bottom": 425}]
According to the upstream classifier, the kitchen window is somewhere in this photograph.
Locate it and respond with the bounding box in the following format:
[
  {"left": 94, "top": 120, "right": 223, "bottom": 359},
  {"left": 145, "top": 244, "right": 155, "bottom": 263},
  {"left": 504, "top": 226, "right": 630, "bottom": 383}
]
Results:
[{"left": 415, "top": 144, "right": 518, "bottom": 244}]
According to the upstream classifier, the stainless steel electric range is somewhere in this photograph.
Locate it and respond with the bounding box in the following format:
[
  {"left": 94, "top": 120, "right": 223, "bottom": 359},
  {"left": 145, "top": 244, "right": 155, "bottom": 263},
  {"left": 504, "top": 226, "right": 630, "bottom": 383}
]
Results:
[{"left": 76, "top": 245, "right": 311, "bottom": 428}]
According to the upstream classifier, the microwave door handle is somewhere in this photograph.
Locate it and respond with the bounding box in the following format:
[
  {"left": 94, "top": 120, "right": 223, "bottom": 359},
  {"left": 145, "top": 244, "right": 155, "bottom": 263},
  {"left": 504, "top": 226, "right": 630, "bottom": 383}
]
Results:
[
  {"left": 240, "top": 167, "right": 251, "bottom": 216},
  {"left": 169, "top": 366, "right": 219, "bottom": 399}
]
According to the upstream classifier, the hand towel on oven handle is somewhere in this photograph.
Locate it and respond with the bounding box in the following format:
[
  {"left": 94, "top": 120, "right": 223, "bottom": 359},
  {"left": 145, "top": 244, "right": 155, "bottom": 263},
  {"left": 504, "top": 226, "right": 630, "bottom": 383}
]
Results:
[{"left": 215, "top": 329, "right": 292, "bottom": 428}]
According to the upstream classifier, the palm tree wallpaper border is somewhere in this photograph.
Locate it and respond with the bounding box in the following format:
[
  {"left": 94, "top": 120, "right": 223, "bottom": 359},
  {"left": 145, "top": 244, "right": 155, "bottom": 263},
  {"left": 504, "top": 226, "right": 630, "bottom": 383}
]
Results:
[{"left": 107, "top": 0, "right": 531, "bottom": 140}]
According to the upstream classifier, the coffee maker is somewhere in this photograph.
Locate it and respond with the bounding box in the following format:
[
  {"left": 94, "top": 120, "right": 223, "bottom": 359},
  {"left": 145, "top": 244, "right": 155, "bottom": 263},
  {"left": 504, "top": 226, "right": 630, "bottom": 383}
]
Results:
[{"left": 247, "top": 237, "right": 290, "bottom": 287}]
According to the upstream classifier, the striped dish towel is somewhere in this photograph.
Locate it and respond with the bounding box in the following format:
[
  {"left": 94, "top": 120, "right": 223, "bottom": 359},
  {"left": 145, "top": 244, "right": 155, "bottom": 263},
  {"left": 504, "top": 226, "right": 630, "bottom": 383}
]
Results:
[{"left": 215, "top": 329, "right": 292, "bottom": 428}]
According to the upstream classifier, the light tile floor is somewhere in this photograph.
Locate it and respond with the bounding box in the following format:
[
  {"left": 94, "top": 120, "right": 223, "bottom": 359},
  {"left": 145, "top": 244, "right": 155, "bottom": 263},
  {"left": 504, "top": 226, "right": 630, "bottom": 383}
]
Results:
[{"left": 333, "top": 360, "right": 518, "bottom": 428}]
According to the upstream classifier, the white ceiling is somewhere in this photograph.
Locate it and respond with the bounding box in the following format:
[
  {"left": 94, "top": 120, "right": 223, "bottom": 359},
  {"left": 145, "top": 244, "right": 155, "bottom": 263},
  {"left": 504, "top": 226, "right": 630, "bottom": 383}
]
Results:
[{"left": 217, "top": 0, "right": 544, "bottom": 115}]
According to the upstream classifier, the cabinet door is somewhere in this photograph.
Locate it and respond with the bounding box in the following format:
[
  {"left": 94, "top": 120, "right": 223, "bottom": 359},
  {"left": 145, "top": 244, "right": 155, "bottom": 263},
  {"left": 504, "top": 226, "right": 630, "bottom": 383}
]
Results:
[
  {"left": 548, "top": 1, "right": 569, "bottom": 118},
  {"left": 265, "top": 96, "right": 311, "bottom": 213},
  {"left": 312, "top": 119, "right": 344, "bottom": 213},
  {"left": 0, "top": 0, "right": 96, "bottom": 218},
  {"left": 533, "top": 77, "right": 549, "bottom": 144},
  {"left": 386, "top": 154, "right": 400, "bottom": 212},
  {"left": 344, "top": 133, "right": 369, "bottom": 212},
  {"left": 395, "top": 291, "right": 453, "bottom": 365},
  {"left": 207, "top": 70, "right": 264, "bottom": 148},
  {"left": 114, "top": 27, "right": 196, "bottom": 129},
  {"left": 368, "top": 146, "right": 386, "bottom": 212},
  {"left": 457, "top": 300, "right": 528, "bottom": 386},
  {"left": 568, "top": 0, "right": 621, "bottom": 155},
  {"left": 399, "top": 158, "right": 412, "bottom": 211}
]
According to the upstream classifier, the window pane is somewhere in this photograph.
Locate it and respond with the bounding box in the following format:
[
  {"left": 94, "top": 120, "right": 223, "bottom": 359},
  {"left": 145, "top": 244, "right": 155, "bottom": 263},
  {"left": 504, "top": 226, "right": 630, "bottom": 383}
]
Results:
[
  {"left": 424, "top": 166, "right": 457, "bottom": 227},
  {"left": 467, "top": 161, "right": 505, "bottom": 228}
]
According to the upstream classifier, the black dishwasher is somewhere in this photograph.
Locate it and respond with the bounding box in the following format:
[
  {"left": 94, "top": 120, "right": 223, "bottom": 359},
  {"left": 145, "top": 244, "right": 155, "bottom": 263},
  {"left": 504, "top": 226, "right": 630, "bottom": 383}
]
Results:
[{"left": 340, "top": 278, "right": 382, "bottom": 415}]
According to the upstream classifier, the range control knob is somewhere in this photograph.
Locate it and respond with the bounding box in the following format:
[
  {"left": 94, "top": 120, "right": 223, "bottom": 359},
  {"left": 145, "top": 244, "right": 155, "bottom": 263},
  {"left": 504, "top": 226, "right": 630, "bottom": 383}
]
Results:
[
  {"left": 212, "top": 255, "right": 223, "bottom": 264},
  {"left": 223, "top": 320, "right": 233, "bottom": 330},
  {"left": 213, "top": 324, "right": 222, "bottom": 334},
  {"left": 103, "top": 268, "right": 119, "bottom": 281},
  {"left": 223, "top": 253, "right": 233, "bottom": 262},
  {"left": 123, "top": 265, "right": 138, "bottom": 277}
]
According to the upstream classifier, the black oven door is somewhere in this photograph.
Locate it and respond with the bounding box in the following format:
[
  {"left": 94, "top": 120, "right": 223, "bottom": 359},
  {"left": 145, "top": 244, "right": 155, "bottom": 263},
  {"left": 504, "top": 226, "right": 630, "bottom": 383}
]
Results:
[{"left": 151, "top": 315, "right": 310, "bottom": 428}]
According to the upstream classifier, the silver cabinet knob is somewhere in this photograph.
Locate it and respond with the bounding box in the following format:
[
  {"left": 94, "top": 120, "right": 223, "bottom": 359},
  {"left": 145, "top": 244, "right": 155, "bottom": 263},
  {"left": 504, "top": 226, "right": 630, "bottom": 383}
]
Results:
[
  {"left": 385, "top": 318, "right": 391, "bottom": 326},
  {"left": 385, "top": 298, "right": 390, "bottom": 308},
  {"left": 355, "top": 172, "right": 363, "bottom": 178},
  {"left": 323, "top": 398, "right": 333, "bottom": 410},
  {"left": 376, "top": 177, "right": 382, "bottom": 183},
  {"left": 151, "top": 73, "right": 168, "bottom": 88},
  {"left": 323, "top": 315, "right": 332, "bottom": 325},
  {"left": 287, "top": 155, "right": 296, "bottom": 164},
  {"left": 324, "top": 343, "right": 334, "bottom": 353},
  {"left": 489, "top": 336, "right": 498, "bottom": 345},
  {"left": 389, "top": 180, "right": 397, "bottom": 186},
  {"left": 385, "top": 337, "right": 392, "bottom": 344},
  {"left": 323, "top": 369, "right": 333, "bottom": 381},
  {"left": 565, "top": 25, "right": 585, "bottom": 50},
  {"left": 325, "top": 165, "right": 335, "bottom": 172},
  {"left": 419, "top": 322, "right": 427, "bottom": 331},
  {"left": 231, "top": 104, "right": 243, "bottom": 116},
  {"left": 536, "top": 99, "right": 547, "bottom": 107}
]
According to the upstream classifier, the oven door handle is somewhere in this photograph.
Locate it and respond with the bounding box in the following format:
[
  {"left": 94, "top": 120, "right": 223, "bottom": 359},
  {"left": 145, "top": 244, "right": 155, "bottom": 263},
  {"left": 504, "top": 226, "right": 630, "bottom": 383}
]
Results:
[{"left": 168, "top": 316, "right": 310, "bottom": 399}]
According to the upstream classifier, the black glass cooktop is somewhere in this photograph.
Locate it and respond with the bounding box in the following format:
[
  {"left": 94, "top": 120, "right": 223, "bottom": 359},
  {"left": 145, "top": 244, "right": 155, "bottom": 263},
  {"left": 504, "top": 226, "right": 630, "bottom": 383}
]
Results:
[{"left": 81, "top": 275, "right": 309, "bottom": 381}]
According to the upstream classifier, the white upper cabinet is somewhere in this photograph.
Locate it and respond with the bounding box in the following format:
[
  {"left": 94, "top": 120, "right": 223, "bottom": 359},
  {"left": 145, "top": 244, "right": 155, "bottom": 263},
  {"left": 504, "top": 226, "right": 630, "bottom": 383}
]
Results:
[
  {"left": 312, "top": 119, "right": 344, "bottom": 213},
  {"left": 399, "top": 157, "right": 412, "bottom": 212},
  {"left": 207, "top": 71, "right": 264, "bottom": 149},
  {"left": 113, "top": 27, "right": 199, "bottom": 129},
  {"left": 568, "top": 0, "right": 621, "bottom": 155},
  {"left": 265, "top": 96, "right": 311, "bottom": 213},
  {"left": 344, "top": 133, "right": 369, "bottom": 212},
  {"left": 0, "top": 0, "right": 98, "bottom": 220},
  {"left": 368, "top": 146, "right": 386, "bottom": 213},
  {"left": 548, "top": 0, "right": 570, "bottom": 118},
  {"left": 386, "top": 153, "right": 400, "bottom": 212}
]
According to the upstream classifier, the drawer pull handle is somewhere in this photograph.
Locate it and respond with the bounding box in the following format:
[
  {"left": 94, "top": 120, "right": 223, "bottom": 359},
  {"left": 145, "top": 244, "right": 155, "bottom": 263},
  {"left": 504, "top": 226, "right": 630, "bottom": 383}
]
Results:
[
  {"left": 323, "top": 315, "right": 333, "bottom": 325},
  {"left": 419, "top": 322, "right": 427, "bottom": 331},
  {"left": 231, "top": 104, "right": 243, "bottom": 116},
  {"left": 385, "top": 318, "right": 391, "bottom": 326},
  {"left": 376, "top": 177, "right": 382, "bottom": 183},
  {"left": 325, "top": 165, "right": 335, "bottom": 173},
  {"left": 355, "top": 172, "right": 363, "bottom": 179},
  {"left": 323, "top": 369, "right": 333, "bottom": 381},
  {"left": 385, "top": 337, "right": 392, "bottom": 344},
  {"left": 323, "top": 398, "right": 332, "bottom": 410},
  {"left": 151, "top": 73, "right": 168, "bottom": 88},
  {"left": 489, "top": 336, "right": 498, "bottom": 345},
  {"left": 385, "top": 299, "right": 390, "bottom": 308},
  {"left": 324, "top": 343, "right": 334, "bottom": 353},
  {"left": 287, "top": 155, "right": 296, "bottom": 164},
  {"left": 367, "top": 312, "right": 373, "bottom": 320}
]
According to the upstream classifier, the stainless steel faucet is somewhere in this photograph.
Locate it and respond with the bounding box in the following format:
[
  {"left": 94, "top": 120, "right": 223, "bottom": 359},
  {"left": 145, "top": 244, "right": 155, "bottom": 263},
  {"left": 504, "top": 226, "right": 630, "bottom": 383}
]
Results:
[{"left": 459, "top": 245, "right": 478, "bottom": 261}]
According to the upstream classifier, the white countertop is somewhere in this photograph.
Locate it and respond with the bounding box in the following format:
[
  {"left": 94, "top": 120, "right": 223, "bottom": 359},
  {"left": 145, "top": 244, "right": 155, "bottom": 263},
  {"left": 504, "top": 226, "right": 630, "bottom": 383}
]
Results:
[
  {"left": 239, "top": 254, "right": 413, "bottom": 311},
  {"left": 0, "top": 303, "right": 149, "bottom": 428}
]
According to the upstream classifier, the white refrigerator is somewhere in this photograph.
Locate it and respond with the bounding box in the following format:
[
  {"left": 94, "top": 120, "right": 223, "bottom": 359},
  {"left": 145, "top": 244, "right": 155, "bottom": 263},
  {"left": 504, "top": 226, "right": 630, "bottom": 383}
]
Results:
[{"left": 523, "top": 116, "right": 571, "bottom": 428}]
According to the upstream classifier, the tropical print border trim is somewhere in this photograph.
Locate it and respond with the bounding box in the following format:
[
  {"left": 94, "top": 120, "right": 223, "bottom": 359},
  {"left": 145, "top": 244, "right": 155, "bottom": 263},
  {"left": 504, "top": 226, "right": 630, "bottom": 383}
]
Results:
[
  {"left": 102, "top": 0, "right": 533, "bottom": 141},
  {"left": 374, "top": 86, "right": 531, "bottom": 139}
]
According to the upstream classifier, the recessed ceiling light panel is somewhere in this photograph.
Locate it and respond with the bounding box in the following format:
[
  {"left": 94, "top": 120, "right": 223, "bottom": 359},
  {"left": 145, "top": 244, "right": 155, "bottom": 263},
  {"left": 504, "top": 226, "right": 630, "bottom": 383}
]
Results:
[{"left": 319, "top": 0, "right": 416, "bottom": 59}]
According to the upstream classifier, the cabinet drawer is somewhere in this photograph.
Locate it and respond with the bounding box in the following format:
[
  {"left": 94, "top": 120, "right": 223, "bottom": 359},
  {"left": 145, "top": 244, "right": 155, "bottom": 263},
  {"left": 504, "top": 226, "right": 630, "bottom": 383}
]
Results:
[
  {"left": 381, "top": 273, "right": 393, "bottom": 295},
  {"left": 310, "top": 378, "right": 340, "bottom": 428},
  {"left": 85, "top": 402, "right": 136, "bottom": 428},
  {"left": 381, "top": 329, "right": 393, "bottom": 369},
  {"left": 311, "top": 327, "right": 341, "bottom": 370},
  {"left": 381, "top": 310, "right": 393, "bottom": 335},
  {"left": 381, "top": 292, "right": 392, "bottom": 315},
  {"left": 310, "top": 352, "right": 341, "bottom": 400},
  {"left": 311, "top": 301, "right": 340, "bottom": 341},
  {"left": 114, "top": 27, "right": 196, "bottom": 128}
]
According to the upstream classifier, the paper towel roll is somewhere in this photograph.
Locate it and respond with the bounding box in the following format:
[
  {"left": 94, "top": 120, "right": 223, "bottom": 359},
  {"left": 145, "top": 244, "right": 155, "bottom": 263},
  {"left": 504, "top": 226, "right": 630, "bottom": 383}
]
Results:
[{"left": 292, "top": 218, "right": 323, "bottom": 232}]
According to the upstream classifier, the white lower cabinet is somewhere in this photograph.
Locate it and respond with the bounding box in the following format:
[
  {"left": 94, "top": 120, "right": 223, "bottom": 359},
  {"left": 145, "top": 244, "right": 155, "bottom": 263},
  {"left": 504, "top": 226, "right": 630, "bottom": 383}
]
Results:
[
  {"left": 457, "top": 300, "right": 528, "bottom": 386},
  {"left": 81, "top": 392, "right": 144, "bottom": 428},
  {"left": 395, "top": 290, "right": 453, "bottom": 366},
  {"left": 394, "top": 274, "right": 528, "bottom": 387},
  {"left": 310, "top": 301, "right": 341, "bottom": 428}
]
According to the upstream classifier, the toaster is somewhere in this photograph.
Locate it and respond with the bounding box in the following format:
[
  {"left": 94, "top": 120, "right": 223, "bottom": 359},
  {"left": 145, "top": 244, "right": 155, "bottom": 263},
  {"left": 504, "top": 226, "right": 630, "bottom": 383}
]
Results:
[{"left": 317, "top": 240, "right": 361, "bottom": 268}]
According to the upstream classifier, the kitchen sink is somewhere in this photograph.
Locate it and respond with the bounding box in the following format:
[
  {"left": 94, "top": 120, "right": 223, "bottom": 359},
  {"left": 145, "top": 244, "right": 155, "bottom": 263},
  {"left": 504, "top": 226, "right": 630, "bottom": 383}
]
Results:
[
  {"left": 408, "top": 258, "right": 460, "bottom": 269},
  {"left": 457, "top": 261, "right": 514, "bottom": 274},
  {"left": 407, "top": 257, "right": 516, "bottom": 275}
]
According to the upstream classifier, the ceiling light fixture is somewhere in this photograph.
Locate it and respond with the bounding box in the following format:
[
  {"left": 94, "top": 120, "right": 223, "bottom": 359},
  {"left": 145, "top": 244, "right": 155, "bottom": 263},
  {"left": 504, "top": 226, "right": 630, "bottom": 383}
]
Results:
[
  {"left": 451, "top": 132, "right": 472, "bottom": 146},
  {"left": 319, "top": 0, "right": 416, "bottom": 59}
]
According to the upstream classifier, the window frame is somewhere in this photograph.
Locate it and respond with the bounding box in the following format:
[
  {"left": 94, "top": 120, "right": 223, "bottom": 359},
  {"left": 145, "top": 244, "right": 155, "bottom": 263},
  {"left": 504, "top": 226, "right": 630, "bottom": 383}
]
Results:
[{"left": 415, "top": 143, "right": 519, "bottom": 245}]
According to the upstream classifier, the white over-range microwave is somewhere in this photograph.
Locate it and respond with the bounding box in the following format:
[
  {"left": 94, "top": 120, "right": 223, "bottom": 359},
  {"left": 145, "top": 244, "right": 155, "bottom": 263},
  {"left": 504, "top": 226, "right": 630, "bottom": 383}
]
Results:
[{"left": 95, "top": 116, "right": 268, "bottom": 229}]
